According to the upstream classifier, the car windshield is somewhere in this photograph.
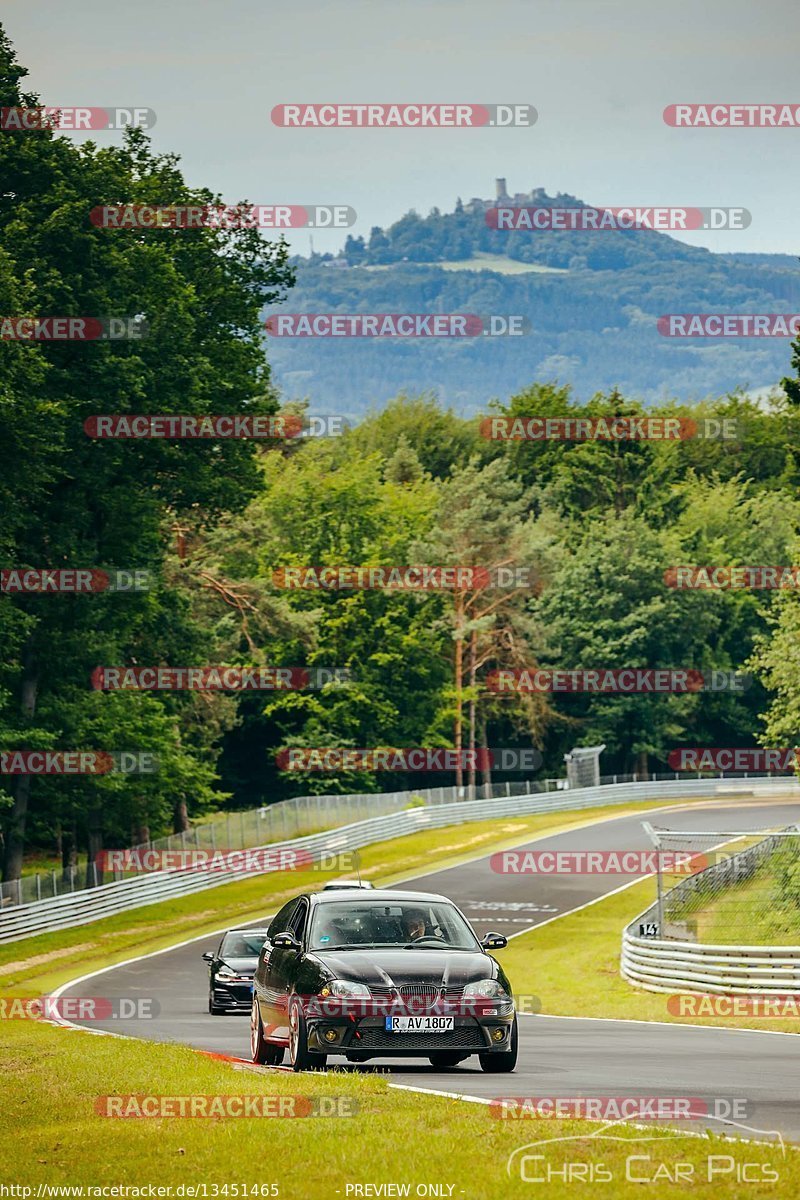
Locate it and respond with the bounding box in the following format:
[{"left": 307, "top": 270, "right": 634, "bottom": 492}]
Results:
[
  {"left": 221, "top": 932, "right": 267, "bottom": 957},
  {"left": 308, "top": 900, "right": 480, "bottom": 951}
]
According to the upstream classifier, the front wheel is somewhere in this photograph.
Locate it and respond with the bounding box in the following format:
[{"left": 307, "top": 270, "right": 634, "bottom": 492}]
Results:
[
  {"left": 209, "top": 993, "right": 224, "bottom": 1015},
  {"left": 250, "top": 997, "right": 284, "bottom": 1065},
  {"left": 479, "top": 1016, "right": 518, "bottom": 1073},
  {"left": 288, "top": 999, "right": 328, "bottom": 1072}
]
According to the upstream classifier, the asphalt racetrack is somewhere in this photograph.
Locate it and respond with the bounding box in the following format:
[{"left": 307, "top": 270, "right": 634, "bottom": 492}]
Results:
[{"left": 58, "top": 797, "right": 800, "bottom": 1140}]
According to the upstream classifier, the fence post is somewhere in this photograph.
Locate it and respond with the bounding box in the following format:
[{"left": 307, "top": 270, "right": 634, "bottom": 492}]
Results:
[
  {"left": 36, "top": 874, "right": 41, "bottom": 902},
  {"left": 52, "top": 870, "right": 58, "bottom": 897}
]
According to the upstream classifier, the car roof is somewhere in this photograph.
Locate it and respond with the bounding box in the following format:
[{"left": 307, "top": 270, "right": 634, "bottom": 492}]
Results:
[
  {"left": 222, "top": 928, "right": 270, "bottom": 935},
  {"left": 309, "top": 888, "right": 451, "bottom": 906}
]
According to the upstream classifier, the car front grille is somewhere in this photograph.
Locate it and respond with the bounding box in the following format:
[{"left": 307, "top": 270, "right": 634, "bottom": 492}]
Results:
[
  {"left": 357, "top": 1024, "right": 486, "bottom": 1050},
  {"left": 369, "top": 984, "right": 464, "bottom": 998}
]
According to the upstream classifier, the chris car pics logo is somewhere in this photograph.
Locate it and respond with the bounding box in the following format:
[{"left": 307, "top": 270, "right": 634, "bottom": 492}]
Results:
[{"left": 506, "top": 1119, "right": 784, "bottom": 1185}]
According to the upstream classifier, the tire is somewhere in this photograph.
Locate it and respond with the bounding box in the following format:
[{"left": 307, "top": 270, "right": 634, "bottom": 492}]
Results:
[
  {"left": 250, "top": 997, "right": 285, "bottom": 1066},
  {"left": 428, "top": 1053, "right": 468, "bottom": 1068},
  {"left": 209, "top": 993, "right": 225, "bottom": 1015},
  {"left": 479, "top": 1016, "right": 518, "bottom": 1074},
  {"left": 288, "top": 998, "right": 328, "bottom": 1072}
]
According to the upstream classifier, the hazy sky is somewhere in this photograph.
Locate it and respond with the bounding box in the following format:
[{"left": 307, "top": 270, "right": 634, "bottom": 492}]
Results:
[{"left": 5, "top": 0, "right": 799, "bottom": 255}]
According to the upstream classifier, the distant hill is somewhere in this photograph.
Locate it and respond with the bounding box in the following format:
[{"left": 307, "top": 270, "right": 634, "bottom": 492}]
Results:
[{"left": 264, "top": 186, "right": 800, "bottom": 418}]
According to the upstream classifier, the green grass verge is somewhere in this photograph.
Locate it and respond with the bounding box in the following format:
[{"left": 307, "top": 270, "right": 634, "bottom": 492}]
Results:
[
  {"left": 695, "top": 868, "right": 800, "bottom": 946},
  {"left": 2, "top": 1016, "right": 793, "bottom": 1196},
  {"left": 497, "top": 874, "right": 800, "bottom": 1034}
]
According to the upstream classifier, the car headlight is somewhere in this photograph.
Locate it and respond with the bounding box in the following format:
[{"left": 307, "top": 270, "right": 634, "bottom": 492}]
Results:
[
  {"left": 216, "top": 967, "right": 244, "bottom": 980},
  {"left": 319, "top": 980, "right": 371, "bottom": 997},
  {"left": 463, "top": 979, "right": 509, "bottom": 998}
]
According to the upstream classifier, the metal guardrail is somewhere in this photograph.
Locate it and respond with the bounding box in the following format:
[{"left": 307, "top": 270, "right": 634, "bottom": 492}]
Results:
[
  {"left": 622, "top": 819, "right": 800, "bottom": 994},
  {"left": 1, "top": 776, "right": 569, "bottom": 908},
  {"left": 621, "top": 935, "right": 800, "bottom": 994},
  {"left": 2, "top": 773, "right": 798, "bottom": 945}
]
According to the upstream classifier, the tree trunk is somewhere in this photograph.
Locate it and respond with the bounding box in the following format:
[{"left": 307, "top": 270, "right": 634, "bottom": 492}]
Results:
[
  {"left": 86, "top": 811, "right": 104, "bottom": 888},
  {"left": 453, "top": 593, "right": 464, "bottom": 787},
  {"left": 61, "top": 824, "right": 77, "bottom": 885},
  {"left": 173, "top": 795, "right": 189, "bottom": 834},
  {"left": 479, "top": 713, "right": 492, "bottom": 794},
  {"left": 636, "top": 749, "right": 649, "bottom": 780},
  {"left": 2, "top": 640, "right": 39, "bottom": 883},
  {"left": 467, "top": 629, "right": 477, "bottom": 789}
]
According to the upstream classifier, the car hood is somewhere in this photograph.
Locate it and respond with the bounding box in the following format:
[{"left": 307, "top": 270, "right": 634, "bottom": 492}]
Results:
[
  {"left": 310, "top": 948, "right": 493, "bottom": 987},
  {"left": 219, "top": 957, "right": 257, "bottom": 973}
]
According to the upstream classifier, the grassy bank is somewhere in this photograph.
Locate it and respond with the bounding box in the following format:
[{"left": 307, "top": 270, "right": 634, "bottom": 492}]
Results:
[
  {"left": 497, "top": 874, "right": 800, "bottom": 1034},
  {"left": 1, "top": 1008, "right": 793, "bottom": 1196}
]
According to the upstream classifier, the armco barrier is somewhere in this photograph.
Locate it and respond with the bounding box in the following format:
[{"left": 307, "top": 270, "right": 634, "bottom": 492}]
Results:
[
  {"left": 621, "top": 931, "right": 800, "bottom": 995},
  {"left": 622, "top": 816, "right": 800, "bottom": 995},
  {"left": 2, "top": 774, "right": 798, "bottom": 945}
]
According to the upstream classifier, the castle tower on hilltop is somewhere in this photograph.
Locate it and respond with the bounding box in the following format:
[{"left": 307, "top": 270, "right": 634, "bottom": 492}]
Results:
[{"left": 495, "top": 177, "right": 509, "bottom": 200}]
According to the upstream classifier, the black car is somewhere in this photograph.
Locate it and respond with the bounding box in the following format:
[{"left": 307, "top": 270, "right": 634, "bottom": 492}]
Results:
[
  {"left": 250, "top": 888, "right": 518, "bottom": 1072},
  {"left": 202, "top": 928, "right": 269, "bottom": 1014}
]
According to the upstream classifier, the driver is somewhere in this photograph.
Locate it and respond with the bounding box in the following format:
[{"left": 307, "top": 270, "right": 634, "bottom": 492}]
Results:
[{"left": 402, "top": 909, "right": 428, "bottom": 942}]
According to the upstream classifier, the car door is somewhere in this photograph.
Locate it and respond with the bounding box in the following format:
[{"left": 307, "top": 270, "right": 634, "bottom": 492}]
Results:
[
  {"left": 257, "top": 899, "right": 298, "bottom": 1033},
  {"left": 266, "top": 898, "right": 309, "bottom": 1038}
]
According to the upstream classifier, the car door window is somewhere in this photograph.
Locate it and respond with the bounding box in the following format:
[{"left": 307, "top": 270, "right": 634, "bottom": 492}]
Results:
[
  {"left": 267, "top": 900, "right": 298, "bottom": 939},
  {"left": 289, "top": 899, "right": 308, "bottom": 943}
]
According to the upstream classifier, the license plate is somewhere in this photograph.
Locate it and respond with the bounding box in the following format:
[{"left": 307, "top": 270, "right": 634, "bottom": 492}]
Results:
[{"left": 385, "top": 1016, "right": 455, "bottom": 1033}]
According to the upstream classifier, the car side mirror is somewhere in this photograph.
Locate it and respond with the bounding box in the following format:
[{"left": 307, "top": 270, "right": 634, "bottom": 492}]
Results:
[
  {"left": 481, "top": 932, "right": 508, "bottom": 951},
  {"left": 272, "top": 931, "right": 301, "bottom": 952},
  {"left": 201, "top": 951, "right": 214, "bottom": 962}
]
